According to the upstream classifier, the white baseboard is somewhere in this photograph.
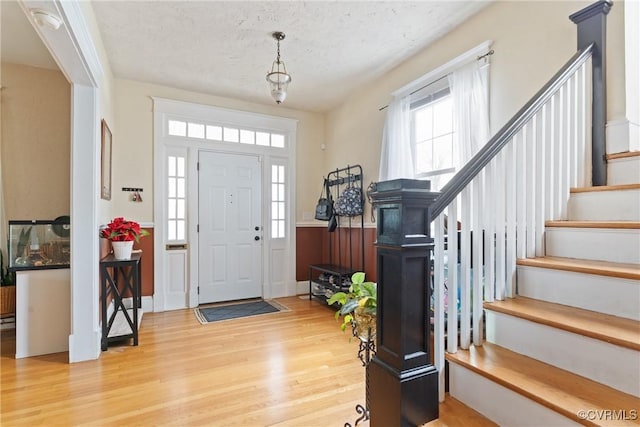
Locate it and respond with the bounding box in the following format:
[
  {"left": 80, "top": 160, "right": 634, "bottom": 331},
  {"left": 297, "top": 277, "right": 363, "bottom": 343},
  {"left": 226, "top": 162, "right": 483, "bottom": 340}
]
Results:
[
  {"left": 68, "top": 328, "right": 101, "bottom": 363},
  {"left": 296, "top": 280, "right": 310, "bottom": 295},
  {"left": 121, "top": 296, "right": 154, "bottom": 313}
]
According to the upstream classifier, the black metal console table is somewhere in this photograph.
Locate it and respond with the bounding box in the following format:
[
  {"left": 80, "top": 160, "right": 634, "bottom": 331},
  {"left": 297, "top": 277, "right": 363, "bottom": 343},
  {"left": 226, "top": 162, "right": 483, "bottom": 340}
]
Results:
[{"left": 100, "top": 252, "right": 142, "bottom": 351}]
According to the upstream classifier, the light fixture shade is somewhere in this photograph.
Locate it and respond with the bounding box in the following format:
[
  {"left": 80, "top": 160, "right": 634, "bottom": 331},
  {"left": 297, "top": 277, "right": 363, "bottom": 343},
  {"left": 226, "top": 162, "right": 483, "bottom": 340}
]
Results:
[
  {"left": 266, "top": 32, "right": 291, "bottom": 104},
  {"left": 30, "top": 9, "right": 62, "bottom": 30},
  {"left": 266, "top": 65, "right": 291, "bottom": 104}
]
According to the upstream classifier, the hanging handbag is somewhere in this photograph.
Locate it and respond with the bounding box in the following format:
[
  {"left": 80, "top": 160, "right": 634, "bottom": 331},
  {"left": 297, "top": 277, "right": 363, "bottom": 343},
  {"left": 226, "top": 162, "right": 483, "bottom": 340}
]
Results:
[
  {"left": 334, "top": 184, "right": 363, "bottom": 217},
  {"left": 314, "top": 179, "right": 333, "bottom": 221}
]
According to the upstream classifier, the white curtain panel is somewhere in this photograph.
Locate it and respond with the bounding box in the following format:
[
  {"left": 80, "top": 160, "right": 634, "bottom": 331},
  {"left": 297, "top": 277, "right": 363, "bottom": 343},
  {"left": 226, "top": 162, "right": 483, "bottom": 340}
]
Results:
[
  {"left": 378, "top": 96, "right": 414, "bottom": 181},
  {"left": 448, "top": 61, "right": 490, "bottom": 167}
]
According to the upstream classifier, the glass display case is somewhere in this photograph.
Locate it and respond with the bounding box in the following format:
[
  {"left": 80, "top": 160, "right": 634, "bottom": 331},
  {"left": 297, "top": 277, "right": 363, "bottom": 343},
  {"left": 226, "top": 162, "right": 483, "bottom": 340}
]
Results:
[{"left": 8, "top": 218, "right": 70, "bottom": 271}]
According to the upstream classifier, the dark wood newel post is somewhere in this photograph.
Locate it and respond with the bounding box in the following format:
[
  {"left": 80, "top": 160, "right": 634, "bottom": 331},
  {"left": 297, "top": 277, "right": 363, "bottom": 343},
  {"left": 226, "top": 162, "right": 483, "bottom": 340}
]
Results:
[
  {"left": 369, "top": 179, "right": 439, "bottom": 426},
  {"left": 570, "top": 0, "right": 612, "bottom": 187}
]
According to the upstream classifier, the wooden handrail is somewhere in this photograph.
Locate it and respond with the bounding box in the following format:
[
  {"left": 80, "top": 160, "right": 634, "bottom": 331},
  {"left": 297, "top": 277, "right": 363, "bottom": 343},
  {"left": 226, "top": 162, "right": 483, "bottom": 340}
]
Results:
[{"left": 429, "top": 44, "right": 594, "bottom": 220}]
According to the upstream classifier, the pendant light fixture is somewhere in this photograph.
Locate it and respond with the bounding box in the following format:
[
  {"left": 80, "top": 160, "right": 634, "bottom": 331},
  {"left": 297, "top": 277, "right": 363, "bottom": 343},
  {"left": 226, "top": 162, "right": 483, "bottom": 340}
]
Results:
[{"left": 266, "top": 32, "right": 291, "bottom": 104}]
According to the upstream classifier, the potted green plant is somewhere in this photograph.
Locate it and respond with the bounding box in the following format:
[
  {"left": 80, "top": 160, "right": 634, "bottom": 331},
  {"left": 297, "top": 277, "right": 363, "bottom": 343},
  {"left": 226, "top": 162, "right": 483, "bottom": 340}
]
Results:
[
  {"left": 327, "top": 272, "right": 377, "bottom": 341},
  {"left": 0, "top": 249, "right": 16, "bottom": 317}
]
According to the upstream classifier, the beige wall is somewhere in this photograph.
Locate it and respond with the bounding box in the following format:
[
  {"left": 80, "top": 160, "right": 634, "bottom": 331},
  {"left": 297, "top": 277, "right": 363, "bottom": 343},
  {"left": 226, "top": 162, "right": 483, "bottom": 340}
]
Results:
[
  {"left": 325, "top": 0, "right": 626, "bottom": 215},
  {"left": 78, "top": 1, "right": 117, "bottom": 225},
  {"left": 1, "top": 63, "right": 70, "bottom": 220},
  {"left": 112, "top": 78, "right": 326, "bottom": 223}
]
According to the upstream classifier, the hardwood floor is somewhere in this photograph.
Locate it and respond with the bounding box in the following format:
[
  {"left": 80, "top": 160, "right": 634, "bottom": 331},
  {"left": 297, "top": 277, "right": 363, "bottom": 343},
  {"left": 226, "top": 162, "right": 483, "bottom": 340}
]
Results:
[{"left": 1, "top": 296, "right": 494, "bottom": 426}]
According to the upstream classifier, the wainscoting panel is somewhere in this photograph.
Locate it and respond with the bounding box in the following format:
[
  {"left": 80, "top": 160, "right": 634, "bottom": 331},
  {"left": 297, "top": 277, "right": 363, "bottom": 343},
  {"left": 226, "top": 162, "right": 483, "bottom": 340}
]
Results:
[{"left": 296, "top": 225, "right": 377, "bottom": 282}]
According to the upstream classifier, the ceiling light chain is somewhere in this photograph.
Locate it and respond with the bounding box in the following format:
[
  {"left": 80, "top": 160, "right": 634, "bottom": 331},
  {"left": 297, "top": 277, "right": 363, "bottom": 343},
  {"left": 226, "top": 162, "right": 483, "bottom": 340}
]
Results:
[{"left": 266, "top": 31, "right": 292, "bottom": 104}]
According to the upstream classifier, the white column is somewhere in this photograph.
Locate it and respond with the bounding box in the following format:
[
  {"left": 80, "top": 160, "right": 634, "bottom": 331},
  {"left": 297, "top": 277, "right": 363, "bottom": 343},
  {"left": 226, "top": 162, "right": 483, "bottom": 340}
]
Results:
[{"left": 68, "top": 84, "right": 101, "bottom": 362}]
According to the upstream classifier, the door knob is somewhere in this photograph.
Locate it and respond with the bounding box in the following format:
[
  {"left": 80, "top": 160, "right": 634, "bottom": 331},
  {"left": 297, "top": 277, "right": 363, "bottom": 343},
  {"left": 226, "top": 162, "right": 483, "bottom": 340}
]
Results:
[
  {"left": 255, "top": 226, "right": 260, "bottom": 231},
  {"left": 254, "top": 236, "right": 260, "bottom": 241}
]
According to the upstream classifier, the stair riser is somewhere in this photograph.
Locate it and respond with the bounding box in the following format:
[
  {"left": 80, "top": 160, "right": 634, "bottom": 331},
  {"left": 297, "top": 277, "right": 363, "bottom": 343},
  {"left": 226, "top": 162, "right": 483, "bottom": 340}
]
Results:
[
  {"left": 486, "top": 311, "right": 640, "bottom": 397},
  {"left": 448, "top": 363, "right": 581, "bottom": 426},
  {"left": 545, "top": 227, "right": 640, "bottom": 264},
  {"left": 567, "top": 189, "right": 640, "bottom": 221},
  {"left": 608, "top": 156, "right": 640, "bottom": 186},
  {"left": 517, "top": 265, "right": 640, "bottom": 321}
]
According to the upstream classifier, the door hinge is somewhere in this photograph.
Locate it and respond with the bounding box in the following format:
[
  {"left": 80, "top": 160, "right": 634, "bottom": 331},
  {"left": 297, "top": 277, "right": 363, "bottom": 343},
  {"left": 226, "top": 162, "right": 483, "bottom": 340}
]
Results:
[
  {"left": 197, "top": 224, "right": 199, "bottom": 232},
  {"left": 197, "top": 286, "right": 200, "bottom": 294},
  {"left": 197, "top": 162, "right": 200, "bottom": 171}
]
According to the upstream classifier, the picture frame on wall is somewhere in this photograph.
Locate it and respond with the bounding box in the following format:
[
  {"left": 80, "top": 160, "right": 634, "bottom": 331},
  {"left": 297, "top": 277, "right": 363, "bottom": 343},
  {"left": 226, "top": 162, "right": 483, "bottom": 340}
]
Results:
[{"left": 101, "top": 119, "right": 112, "bottom": 200}]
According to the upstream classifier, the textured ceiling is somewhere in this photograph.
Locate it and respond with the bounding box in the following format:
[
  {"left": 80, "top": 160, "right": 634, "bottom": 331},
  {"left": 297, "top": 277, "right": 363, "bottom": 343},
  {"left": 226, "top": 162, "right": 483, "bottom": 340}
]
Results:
[
  {"left": 91, "top": 1, "right": 490, "bottom": 112},
  {"left": 0, "top": 1, "right": 490, "bottom": 111}
]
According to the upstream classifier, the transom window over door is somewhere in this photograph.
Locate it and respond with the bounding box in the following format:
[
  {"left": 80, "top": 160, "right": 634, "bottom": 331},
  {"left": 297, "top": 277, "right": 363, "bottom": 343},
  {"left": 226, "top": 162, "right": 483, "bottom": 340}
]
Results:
[
  {"left": 168, "top": 118, "right": 286, "bottom": 149},
  {"left": 153, "top": 97, "right": 298, "bottom": 312}
]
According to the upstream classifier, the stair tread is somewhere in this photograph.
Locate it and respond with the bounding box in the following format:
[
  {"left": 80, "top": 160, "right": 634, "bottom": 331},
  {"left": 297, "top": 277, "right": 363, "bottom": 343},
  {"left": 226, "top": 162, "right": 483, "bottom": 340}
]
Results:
[
  {"left": 545, "top": 220, "right": 640, "bottom": 229},
  {"left": 517, "top": 256, "right": 640, "bottom": 280},
  {"left": 484, "top": 297, "right": 640, "bottom": 351},
  {"left": 571, "top": 183, "right": 640, "bottom": 193},
  {"left": 446, "top": 343, "right": 640, "bottom": 426}
]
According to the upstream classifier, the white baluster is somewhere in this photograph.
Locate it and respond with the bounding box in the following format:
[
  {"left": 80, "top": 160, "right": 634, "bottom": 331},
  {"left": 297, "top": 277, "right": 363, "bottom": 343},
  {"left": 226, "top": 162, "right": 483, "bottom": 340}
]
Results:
[
  {"left": 562, "top": 81, "right": 572, "bottom": 216},
  {"left": 447, "top": 199, "right": 459, "bottom": 353},
  {"left": 555, "top": 87, "right": 566, "bottom": 219},
  {"left": 516, "top": 129, "right": 527, "bottom": 260},
  {"left": 526, "top": 118, "right": 536, "bottom": 258},
  {"left": 434, "top": 213, "right": 446, "bottom": 401},
  {"left": 485, "top": 159, "right": 496, "bottom": 303},
  {"left": 545, "top": 96, "right": 556, "bottom": 221},
  {"left": 577, "top": 62, "right": 588, "bottom": 187},
  {"left": 535, "top": 110, "right": 546, "bottom": 257},
  {"left": 472, "top": 174, "right": 484, "bottom": 346},
  {"left": 460, "top": 185, "right": 472, "bottom": 349},
  {"left": 506, "top": 140, "right": 517, "bottom": 298},
  {"left": 570, "top": 73, "right": 579, "bottom": 187},
  {"left": 495, "top": 150, "right": 506, "bottom": 301}
]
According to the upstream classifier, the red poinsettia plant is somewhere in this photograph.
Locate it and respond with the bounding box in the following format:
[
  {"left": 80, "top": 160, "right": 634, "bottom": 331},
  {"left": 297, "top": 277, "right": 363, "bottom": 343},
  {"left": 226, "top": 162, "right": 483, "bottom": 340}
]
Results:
[{"left": 100, "top": 217, "right": 149, "bottom": 243}]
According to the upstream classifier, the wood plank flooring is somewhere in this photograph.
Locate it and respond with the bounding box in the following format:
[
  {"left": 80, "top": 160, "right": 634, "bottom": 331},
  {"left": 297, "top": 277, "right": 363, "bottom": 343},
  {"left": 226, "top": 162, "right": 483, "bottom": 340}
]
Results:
[{"left": 0, "top": 296, "right": 493, "bottom": 426}]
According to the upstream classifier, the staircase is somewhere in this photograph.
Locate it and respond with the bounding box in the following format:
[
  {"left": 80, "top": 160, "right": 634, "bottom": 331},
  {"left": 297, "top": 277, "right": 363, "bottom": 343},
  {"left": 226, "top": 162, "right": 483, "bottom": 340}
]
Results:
[{"left": 446, "top": 153, "right": 640, "bottom": 425}]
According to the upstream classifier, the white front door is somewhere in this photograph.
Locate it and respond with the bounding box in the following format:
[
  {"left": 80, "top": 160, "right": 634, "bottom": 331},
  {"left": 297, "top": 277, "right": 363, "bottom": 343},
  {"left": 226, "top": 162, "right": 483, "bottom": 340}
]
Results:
[{"left": 198, "top": 151, "right": 262, "bottom": 303}]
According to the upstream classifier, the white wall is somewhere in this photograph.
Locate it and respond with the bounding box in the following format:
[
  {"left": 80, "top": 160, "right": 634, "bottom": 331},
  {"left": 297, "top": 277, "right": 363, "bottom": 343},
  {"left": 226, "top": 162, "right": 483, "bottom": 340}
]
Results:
[
  {"left": 112, "top": 79, "right": 326, "bottom": 224},
  {"left": 324, "top": 0, "right": 627, "bottom": 196},
  {"left": 78, "top": 1, "right": 117, "bottom": 224}
]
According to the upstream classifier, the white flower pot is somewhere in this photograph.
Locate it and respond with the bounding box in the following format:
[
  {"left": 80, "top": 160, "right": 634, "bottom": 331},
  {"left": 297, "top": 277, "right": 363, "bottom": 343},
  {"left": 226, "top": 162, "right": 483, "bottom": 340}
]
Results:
[{"left": 112, "top": 241, "right": 134, "bottom": 260}]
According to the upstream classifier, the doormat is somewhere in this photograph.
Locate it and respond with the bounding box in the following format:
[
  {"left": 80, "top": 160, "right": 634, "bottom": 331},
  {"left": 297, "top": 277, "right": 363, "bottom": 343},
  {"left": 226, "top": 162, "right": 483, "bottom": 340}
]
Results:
[{"left": 194, "top": 299, "right": 289, "bottom": 324}]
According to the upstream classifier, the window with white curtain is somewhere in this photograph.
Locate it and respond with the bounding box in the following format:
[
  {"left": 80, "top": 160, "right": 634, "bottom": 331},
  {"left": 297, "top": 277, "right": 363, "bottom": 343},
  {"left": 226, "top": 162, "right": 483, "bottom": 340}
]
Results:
[
  {"left": 410, "top": 78, "right": 456, "bottom": 191},
  {"left": 379, "top": 42, "right": 491, "bottom": 189}
]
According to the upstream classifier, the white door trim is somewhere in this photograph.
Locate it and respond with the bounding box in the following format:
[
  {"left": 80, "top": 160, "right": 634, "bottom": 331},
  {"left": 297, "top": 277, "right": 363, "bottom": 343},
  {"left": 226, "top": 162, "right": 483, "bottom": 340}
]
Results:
[
  {"left": 18, "top": 0, "right": 104, "bottom": 361},
  {"left": 152, "top": 98, "right": 298, "bottom": 311}
]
